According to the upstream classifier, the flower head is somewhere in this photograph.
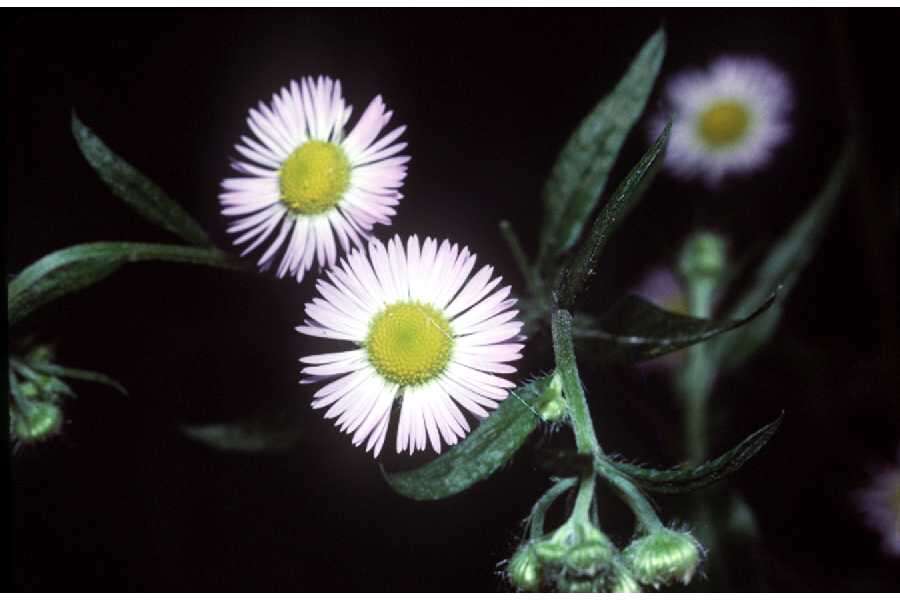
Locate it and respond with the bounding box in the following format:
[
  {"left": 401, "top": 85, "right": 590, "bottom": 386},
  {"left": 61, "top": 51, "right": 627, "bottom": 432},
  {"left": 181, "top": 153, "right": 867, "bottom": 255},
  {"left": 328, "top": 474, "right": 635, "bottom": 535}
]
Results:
[
  {"left": 857, "top": 449, "right": 900, "bottom": 557},
  {"left": 297, "top": 234, "right": 525, "bottom": 457},
  {"left": 624, "top": 528, "right": 702, "bottom": 588},
  {"left": 651, "top": 56, "right": 792, "bottom": 187},
  {"left": 220, "top": 76, "right": 409, "bottom": 282}
]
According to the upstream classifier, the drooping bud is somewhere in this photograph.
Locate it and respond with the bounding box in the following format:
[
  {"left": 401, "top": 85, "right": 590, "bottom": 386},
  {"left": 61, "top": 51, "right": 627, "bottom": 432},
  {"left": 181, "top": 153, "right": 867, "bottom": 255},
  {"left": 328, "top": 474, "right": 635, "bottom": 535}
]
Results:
[
  {"left": 608, "top": 561, "right": 642, "bottom": 593},
  {"left": 507, "top": 544, "right": 542, "bottom": 592},
  {"left": 563, "top": 523, "right": 615, "bottom": 578},
  {"left": 624, "top": 529, "right": 702, "bottom": 588},
  {"left": 13, "top": 401, "right": 63, "bottom": 443}
]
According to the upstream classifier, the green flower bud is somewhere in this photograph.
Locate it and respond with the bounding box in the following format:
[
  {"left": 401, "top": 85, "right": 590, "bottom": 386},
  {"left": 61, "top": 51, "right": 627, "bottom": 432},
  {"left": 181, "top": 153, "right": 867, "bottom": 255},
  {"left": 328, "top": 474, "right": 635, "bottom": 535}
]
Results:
[
  {"left": 608, "top": 563, "right": 642, "bottom": 593},
  {"left": 624, "top": 529, "right": 702, "bottom": 588},
  {"left": 13, "top": 401, "right": 63, "bottom": 443},
  {"left": 558, "top": 577, "right": 593, "bottom": 593},
  {"left": 537, "top": 372, "right": 567, "bottom": 422},
  {"left": 564, "top": 524, "right": 615, "bottom": 577},
  {"left": 533, "top": 524, "right": 573, "bottom": 565},
  {"left": 678, "top": 231, "right": 727, "bottom": 283},
  {"left": 507, "top": 545, "right": 542, "bottom": 592}
]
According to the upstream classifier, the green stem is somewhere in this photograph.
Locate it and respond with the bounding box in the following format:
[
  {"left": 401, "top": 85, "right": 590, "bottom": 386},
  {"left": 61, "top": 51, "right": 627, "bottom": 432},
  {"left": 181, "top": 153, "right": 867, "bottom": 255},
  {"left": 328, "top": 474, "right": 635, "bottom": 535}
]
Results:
[
  {"left": 572, "top": 475, "right": 596, "bottom": 524},
  {"left": 595, "top": 457, "right": 664, "bottom": 533},
  {"left": 528, "top": 477, "right": 577, "bottom": 540},
  {"left": 677, "top": 277, "right": 717, "bottom": 465},
  {"left": 551, "top": 308, "right": 601, "bottom": 455}
]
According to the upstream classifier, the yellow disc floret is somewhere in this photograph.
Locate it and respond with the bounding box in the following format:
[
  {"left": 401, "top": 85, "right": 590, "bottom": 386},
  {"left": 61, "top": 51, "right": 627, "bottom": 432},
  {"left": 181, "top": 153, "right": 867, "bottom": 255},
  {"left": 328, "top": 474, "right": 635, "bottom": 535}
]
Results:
[
  {"left": 365, "top": 302, "right": 454, "bottom": 387},
  {"left": 279, "top": 140, "right": 351, "bottom": 214},
  {"left": 697, "top": 100, "right": 751, "bottom": 148}
]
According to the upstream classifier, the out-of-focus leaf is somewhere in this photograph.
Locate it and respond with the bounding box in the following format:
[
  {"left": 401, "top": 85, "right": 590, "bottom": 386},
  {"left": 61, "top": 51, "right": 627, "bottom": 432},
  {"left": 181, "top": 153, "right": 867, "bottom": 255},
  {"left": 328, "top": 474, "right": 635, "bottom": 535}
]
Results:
[
  {"left": 382, "top": 374, "right": 555, "bottom": 501},
  {"left": 8, "top": 242, "right": 242, "bottom": 326},
  {"left": 574, "top": 292, "right": 775, "bottom": 364},
  {"left": 28, "top": 362, "right": 127, "bottom": 396},
  {"left": 72, "top": 113, "right": 212, "bottom": 246},
  {"left": 555, "top": 122, "right": 670, "bottom": 309},
  {"left": 539, "top": 28, "right": 666, "bottom": 269},
  {"left": 182, "top": 414, "right": 303, "bottom": 453},
  {"left": 710, "top": 143, "right": 854, "bottom": 370},
  {"left": 608, "top": 413, "right": 783, "bottom": 494}
]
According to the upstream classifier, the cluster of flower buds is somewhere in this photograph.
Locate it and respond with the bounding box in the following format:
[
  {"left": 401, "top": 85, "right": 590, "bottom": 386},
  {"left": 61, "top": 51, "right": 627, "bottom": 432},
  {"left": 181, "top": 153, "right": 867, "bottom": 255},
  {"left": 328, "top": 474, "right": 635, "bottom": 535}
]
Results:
[
  {"left": 507, "top": 523, "right": 702, "bottom": 593},
  {"left": 8, "top": 346, "right": 68, "bottom": 447}
]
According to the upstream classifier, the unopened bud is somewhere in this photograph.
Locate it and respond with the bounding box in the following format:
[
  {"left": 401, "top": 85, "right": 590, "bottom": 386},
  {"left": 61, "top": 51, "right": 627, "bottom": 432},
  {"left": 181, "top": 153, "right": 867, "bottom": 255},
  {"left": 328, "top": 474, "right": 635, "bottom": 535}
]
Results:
[
  {"left": 624, "top": 529, "right": 702, "bottom": 588},
  {"left": 507, "top": 544, "right": 542, "bottom": 592},
  {"left": 564, "top": 524, "right": 615, "bottom": 577},
  {"left": 537, "top": 372, "right": 567, "bottom": 422},
  {"left": 678, "top": 231, "right": 727, "bottom": 283},
  {"left": 13, "top": 401, "right": 63, "bottom": 443},
  {"left": 608, "top": 563, "right": 642, "bottom": 593}
]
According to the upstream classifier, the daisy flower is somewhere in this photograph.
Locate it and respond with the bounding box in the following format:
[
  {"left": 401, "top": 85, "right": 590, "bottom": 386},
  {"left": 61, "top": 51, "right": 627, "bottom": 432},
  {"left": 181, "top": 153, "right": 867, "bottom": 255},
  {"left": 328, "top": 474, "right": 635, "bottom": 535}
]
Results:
[
  {"left": 650, "top": 56, "right": 792, "bottom": 187},
  {"left": 220, "top": 76, "right": 409, "bottom": 282},
  {"left": 857, "top": 449, "right": 900, "bottom": 557},
  {"left": 297, "top": 234, "right": 525, "bottom": 457}
]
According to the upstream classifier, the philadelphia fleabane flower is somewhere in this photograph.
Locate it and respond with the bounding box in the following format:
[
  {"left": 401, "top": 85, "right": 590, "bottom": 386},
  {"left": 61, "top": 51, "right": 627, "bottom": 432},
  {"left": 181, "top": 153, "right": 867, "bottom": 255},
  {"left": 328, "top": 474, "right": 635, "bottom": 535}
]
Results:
[
  {"left": 297, "top": 234, "right": 525, "bottom": 457},
  {"left": 857, "top": 449, "right": 900, "bottom": 556},
  {"left": 220, "top": 76, "right": 409, "bottom": 282},
  {"left": 650, "top": 56, "right": 792, "bottom": 187}
]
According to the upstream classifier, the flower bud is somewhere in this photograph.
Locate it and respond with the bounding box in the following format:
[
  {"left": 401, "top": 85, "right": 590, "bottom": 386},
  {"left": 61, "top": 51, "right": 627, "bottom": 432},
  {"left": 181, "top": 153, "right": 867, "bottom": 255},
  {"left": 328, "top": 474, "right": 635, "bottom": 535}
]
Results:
[
  {"left": 624, "top": 529, "right": 702, "bottom": 588},
  {"left": 557, "top": 576, "right": 593, "bottom": 593},
  {"left": 608, "top": 563, "right": 642, "bottom": 593},
  {"left": 564, "top": 524, "right": 615, "bottom": 577},
  {"left": 13, "top": 401, "right": 63, "bottom": 443},
  {"left": 507, "top": 545, "right": 542, "bottom": 592},
  {"left": 537, "top": 372, "right": 567, "bottom": 422},
  {"left": 678, "top": 231, "right": 727, "bottom": 283}
]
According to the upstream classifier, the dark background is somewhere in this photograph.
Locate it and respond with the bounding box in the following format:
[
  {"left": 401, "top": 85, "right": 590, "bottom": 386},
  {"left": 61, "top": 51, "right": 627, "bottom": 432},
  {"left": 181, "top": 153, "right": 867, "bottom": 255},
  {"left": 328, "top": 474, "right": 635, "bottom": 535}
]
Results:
[{"left": 7, "top": 9, "right": 899, "bottom": 591}]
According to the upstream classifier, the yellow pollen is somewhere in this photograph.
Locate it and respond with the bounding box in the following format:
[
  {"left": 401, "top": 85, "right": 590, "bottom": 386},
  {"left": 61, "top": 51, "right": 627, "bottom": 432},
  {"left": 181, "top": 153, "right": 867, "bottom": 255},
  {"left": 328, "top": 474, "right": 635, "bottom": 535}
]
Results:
[
  {"left": 365, "top": 302, "right": 454, "bottom": 387},
  {"left": 279, "top": 140, "right": 351, "bottom": 215},
  {"left": 697, "top": 100, "right": 751, "bottom": 148}
]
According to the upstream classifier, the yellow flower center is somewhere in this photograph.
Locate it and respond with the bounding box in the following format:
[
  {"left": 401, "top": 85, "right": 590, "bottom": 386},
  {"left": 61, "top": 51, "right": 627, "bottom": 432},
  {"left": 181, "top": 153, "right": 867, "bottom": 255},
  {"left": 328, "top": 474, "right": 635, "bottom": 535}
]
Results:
[
  {"left": 279, "top": 140, "right": 351, "bottom": 215},
  {"left": 365, "top": 302, "right": 454, "bottom": 387},
  {"left": 697, "top": 100, "right": 751, "bottom": 148}
]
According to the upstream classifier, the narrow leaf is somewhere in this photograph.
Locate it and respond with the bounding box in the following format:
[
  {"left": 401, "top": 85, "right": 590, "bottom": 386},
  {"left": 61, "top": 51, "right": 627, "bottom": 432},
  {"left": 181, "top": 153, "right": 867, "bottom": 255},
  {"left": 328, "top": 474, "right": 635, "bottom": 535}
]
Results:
[
  {"left": 383, "top": 374, "right": 554, "bottom": 501},
  {"left": 609, "top": 413, "right": 783, "bottom": 494},
  {"left": 710, "top": 143, "right": 854, "bottom": 370},
  {"left": 555, "top": 122, "right": 670, "bottom": 309},
  {"left": 574, "top": 292, "right": 775, "bottom": 364},
  {"left": 29, "top": 362, "right": 127, "bottom": 396},
  {"left": 182, "top": 416, "right": 302, "bottom": 453},
  {"left": 8, "top": 242, "right": 243, "bottom": 326},
  {"left": 539, "top": 28, "right": 666, "bottom": 267},
  {"left": 72, "top": 113, "right": 212, "bottom": 246}
]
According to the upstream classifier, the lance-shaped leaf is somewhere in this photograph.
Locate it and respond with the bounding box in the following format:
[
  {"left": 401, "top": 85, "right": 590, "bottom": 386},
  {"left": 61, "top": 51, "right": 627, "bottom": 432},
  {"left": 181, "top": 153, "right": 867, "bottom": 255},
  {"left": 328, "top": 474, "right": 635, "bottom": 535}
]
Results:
[
  {"left": 555, "top": 122, "right": 670, "bottom": 309},
  {"left": 383, "top": 374, "right": 555, "bottom": 501},
  {"left": 539, "top": 28, "right": 665, "bottom": 269},
  {"left": 182, "top": 412, "right": 303, "bottom": 453},
  {"left": 709, "top": 143, "right": 855, "bottom": 370},
  {"left": 72, "top": 113, "right": 212, "bottom": 246},
  {"left": 573, "top": 292, "right": 775, "bottom": 364},
  {"left": 8, "top": 242, "right": 242, "bottom": 326},
  {"left": 606, "top": 412, "right": 783, "bottom": 494}
]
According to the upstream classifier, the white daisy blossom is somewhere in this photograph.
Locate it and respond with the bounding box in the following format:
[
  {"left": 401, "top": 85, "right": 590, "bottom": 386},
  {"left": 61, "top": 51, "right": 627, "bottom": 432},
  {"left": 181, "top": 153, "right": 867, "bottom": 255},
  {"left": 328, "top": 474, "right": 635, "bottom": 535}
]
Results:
[
  {"left": 651, "top": 56, "right": 792, "bottom": 187},
  {"left": 220, "top": 76, "right": 409, "bottom": 282},
  {"left": 858, "top": 450, "right": 900, "bottom": 557},
  {"left": 297, "top": 234, "right": 525, "bottom": 457}
]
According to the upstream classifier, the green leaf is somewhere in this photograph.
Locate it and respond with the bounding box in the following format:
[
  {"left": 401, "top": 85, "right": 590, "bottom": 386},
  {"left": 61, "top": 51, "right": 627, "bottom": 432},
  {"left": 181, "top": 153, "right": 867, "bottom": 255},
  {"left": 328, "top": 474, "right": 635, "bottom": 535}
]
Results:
[
  {"left": 382, "top": 374, "right": 555, "bottom": 501},
  {"left": 555, "top": 122, "right": 670, "bottom": 309},
  {"left": 539, "top": 28, "right": 666, "bottom": 269},
  {"left": 182, "top": 413, "right": 303, "bottom": 453},
  {"left": 573, "top": 292, "right": 775, "bottom": 364},
  {"left": 710, "top": 143, "right": 855, "bottom": 370},
  {"left": 8, "top": 242, "right": 243, "bottom": 326},
  {"left": 608, "top": 413, "right": 783, "bottom": 494},
  {"left": 72, "top": 113, "right": 212, "bottom": 246},
  {"left": 28, "top": 362, "right": 127, "bottom": 396}
]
